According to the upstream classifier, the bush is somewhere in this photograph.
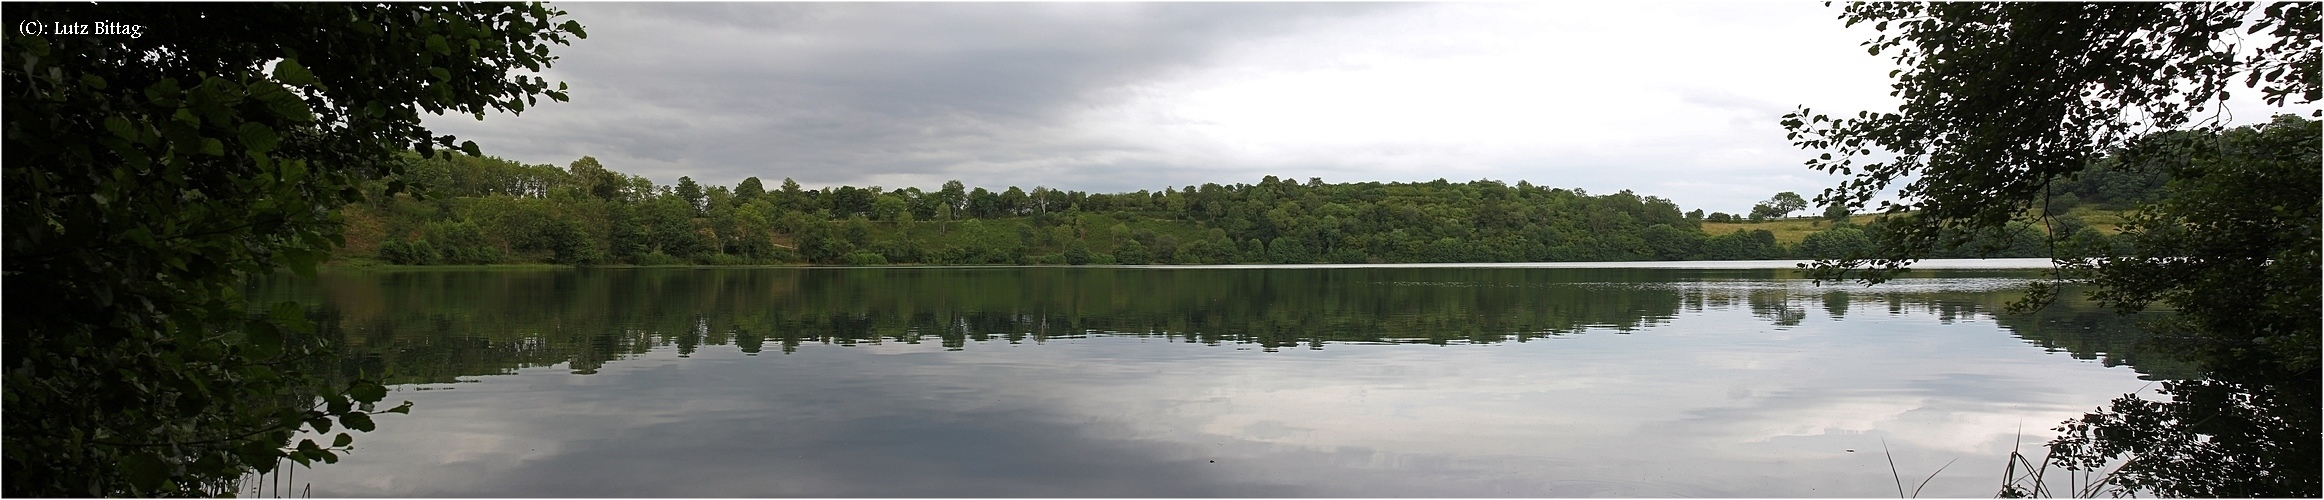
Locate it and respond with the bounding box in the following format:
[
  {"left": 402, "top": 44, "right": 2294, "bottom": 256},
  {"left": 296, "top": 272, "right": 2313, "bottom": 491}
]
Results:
[
  {"left": 634, "top": 251, "right": 684, "bottom": 266},
  {"left": 377, "top": 238, "right": 439, "bottom": 265},
  {"left": 1063, "top": 241, "right": 1094, "bottom": 265},
  {"left": 1116, "top": 239, "right": 1151, "bottom": 265},
  {"left": 1798, "top": 227, "right": 1874, "bottom": 260},
  {"left": 843, "top": 251, "right": 889, "bottom": 266},
  {"left": 1698, "top": 229, "right": 1786, "bottom": 260},
  {"left": 695, "top": 253, "right": 748, "bottom": 266}
]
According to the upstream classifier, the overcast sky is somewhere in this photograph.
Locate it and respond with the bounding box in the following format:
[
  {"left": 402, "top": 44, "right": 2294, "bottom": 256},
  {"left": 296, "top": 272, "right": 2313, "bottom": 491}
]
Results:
[{"left": 427, "top": 2, "right": 1918, "bottom": 214}]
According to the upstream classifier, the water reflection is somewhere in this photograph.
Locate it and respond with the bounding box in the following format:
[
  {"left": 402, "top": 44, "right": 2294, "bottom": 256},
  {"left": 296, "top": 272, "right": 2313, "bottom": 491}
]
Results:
[{"left": 256, "top": 266, "right": 2178, "bottom": 497}]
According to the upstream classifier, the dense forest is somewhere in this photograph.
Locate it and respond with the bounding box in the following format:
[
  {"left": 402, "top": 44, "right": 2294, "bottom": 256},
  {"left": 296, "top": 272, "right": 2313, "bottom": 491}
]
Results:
[{"left": 338, "top": 151, "right": 2153, "bottom": 267}]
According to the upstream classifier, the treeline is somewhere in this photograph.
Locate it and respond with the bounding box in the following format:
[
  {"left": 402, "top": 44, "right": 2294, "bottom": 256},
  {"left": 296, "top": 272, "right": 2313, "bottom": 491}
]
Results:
[{"left": 338, "top": 152, "right": 2135, "bottom": 267}]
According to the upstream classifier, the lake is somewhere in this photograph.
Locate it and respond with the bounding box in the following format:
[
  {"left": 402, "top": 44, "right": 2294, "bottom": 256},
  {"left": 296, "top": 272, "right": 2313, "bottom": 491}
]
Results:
[{"left": 249, "top": 260, "right": 2180, "bottom": 497}]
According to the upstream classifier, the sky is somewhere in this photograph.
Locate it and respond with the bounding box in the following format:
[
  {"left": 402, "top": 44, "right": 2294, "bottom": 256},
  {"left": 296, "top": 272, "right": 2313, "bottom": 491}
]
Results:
[{"left": 425, "top": 2, "right": 1919, "bottom": 215}]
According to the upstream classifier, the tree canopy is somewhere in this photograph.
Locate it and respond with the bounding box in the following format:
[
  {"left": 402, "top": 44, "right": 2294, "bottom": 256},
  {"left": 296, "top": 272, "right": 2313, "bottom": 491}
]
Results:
[
  {"left": 3, "top": 3, "right": 582, "bottom": 496},
  {"left": 1783, "top": 3, "right": 2318, "bottom": 496},
  {"left": 1785, "top": 2, "right": 2316, "bottom": 281}
]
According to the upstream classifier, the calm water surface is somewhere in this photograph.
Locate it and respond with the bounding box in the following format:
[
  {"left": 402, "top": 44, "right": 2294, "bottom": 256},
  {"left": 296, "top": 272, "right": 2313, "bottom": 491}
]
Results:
[{"left": 254, "top": 262, "right": 2179, "bottom": 497}]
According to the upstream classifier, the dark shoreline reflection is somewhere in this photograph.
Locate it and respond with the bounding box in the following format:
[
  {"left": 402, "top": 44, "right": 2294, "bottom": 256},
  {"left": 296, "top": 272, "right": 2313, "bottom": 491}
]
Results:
[
  {"left": 252, "top": 266, "right": 2185, "bottom": 497},
  {"left": 258, "top": 266, "right": 2187, "bottom": 383}
]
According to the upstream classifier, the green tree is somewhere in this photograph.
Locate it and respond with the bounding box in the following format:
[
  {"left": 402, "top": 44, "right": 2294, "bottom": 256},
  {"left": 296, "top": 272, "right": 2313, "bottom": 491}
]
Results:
[
  {"left": 1116, "top": 239, "right": 1151, "bottom": 265},
  {"left": 1267, "top": 236, "right": 1313, "bottom": 264},
  {"left": 1796, "top": 226, "right": 1872, "bottom": 260},
  {"left": 1697, "top": 229, "right": 1783, "bottom": 261},
  {"left": 1749, "top": 192, "right": 1806, "bottom": 220},
  {"left": 569, "top": 156, "right": 627, "bottom": 202},
  {"left": 776, "top": 177, "right": 807, "bottom": 213},
  {"left": 2, "top": 2, "right": 582, "bottom": 496},
  {"left": 871, "top": 193, "right": 909, "bottom": 222},
  {"left": 674, "top": 176, "right": 706, "bottom": 216},
  {"left": 1639, "top": 224, "right": 1704, "bottom": 261},
  {"left": 1821, "top": 202, "right": 1851, "bottom": 225},
  {"left": 734, "top": 176, "right": 766, "bottom": 204},
  {"left": 2045, "top": 117, "right": 2319, "bottom": 497},
  {"left": 1786, "top": 2, "right": 2315, "bottom": 281},
  {"left": 1783, "top": 3, "right": 2317, "bottom": 496},
  {"left": 1063, "top": 240, "right": 1094, "bottom": 265},
  {"left": 938, "top": 180, "right": 967, "bottom": 218},
  {"left": 641, "top": 196, "right": 707, "bottom": 257}
]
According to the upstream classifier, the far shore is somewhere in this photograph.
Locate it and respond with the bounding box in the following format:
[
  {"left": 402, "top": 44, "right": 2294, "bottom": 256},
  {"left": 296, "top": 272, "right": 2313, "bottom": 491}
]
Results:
[{"left": 314, "top": 257, "right": 2059, "bottom": 271}]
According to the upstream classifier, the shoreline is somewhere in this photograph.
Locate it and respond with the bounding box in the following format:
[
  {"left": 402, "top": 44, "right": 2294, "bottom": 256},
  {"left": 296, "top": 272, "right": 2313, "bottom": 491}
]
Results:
[{"left": 314, "top": 257, "right": 2060, "bottom": 271}]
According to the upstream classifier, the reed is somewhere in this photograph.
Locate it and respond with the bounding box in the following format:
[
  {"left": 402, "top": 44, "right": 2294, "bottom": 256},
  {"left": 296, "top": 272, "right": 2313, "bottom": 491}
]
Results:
[
  {"left": 1882, "top": 438, "right": 1958, "bottom": 498},
  {"left": 1996, "top": 428, "right": 2130, "bottom": 498}
]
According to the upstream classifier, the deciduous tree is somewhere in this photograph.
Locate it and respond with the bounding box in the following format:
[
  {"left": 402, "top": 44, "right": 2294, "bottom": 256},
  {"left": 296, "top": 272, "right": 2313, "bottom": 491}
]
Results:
[{"left": 2, "top": 3, "right": 582, "bottom": 495}]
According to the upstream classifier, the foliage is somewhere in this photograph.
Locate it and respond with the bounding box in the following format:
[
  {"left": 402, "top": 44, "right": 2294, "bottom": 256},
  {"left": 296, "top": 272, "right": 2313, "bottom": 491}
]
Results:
[
  {"left": 2, "top": 2, "right": 581, "bottom": 496},
  {"left": 2039, "top": 117, "right": 2320, "bottom": 497},
  {"left": 1820, "top": 202, "right": 1850, "bottom": 224},
  {"left": 1749, "top": 191, "right": 1807, "bottom": 221},
  {"left": 1796, "top": 226, "right": 1872, "bottom": 260},
  {"left": 1784, "top": 2, "right": 2317, "bottom": 282},
  {"left": 352, "top": 166, "right": 1934, "bottom": 265},
  {"left": 1783, "top": 2, "right": 2317, "bottom": 496},
  {"left": 1697, "top": 229, "right": 1784, "bottom": 261},
  {"left": 344, "top": 152, "right": 2172, "bottom": 269}
]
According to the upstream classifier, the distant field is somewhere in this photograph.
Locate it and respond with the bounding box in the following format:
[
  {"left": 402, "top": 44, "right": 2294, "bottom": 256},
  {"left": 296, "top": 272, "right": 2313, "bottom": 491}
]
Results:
[
  {"left": 1700, "top": 215, "right": 1879, "bottom": 246},
  {"left": 2064, "top": 206, "right": 2135, "bottom": 234},
  {"left": 1702, "top": 209, "right": 2134, "bottom": 245}
]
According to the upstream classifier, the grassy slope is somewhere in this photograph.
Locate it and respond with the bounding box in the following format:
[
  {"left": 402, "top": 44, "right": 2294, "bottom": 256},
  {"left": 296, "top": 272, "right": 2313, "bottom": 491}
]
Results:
[
  {"left": 1700, "top": 215, "right": 1881, "bottom": 246},
  {"left": 1702, "top": 209, "right": 2134, "bottom": 246}
]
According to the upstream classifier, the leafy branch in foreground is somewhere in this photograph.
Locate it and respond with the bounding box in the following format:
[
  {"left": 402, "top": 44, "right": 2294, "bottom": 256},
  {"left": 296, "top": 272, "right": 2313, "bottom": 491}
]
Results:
[
  {"left": 1786, "top": 2, "right": 2317, "bottom": 496},
  {"left": 3, "top": 3, "right": 582, "bottom": 496}
]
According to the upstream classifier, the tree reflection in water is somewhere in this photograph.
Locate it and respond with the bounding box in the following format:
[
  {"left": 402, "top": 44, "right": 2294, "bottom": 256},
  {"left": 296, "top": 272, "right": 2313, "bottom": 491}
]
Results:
[{"left": 253, "top": 266, "right": 2307, "bottom": 495}]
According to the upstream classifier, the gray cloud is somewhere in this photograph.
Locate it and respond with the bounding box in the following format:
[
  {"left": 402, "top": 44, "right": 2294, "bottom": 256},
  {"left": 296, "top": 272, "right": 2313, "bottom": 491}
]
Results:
[{"left": 429, "top": 2, "right": 1403, "bottom": 191}]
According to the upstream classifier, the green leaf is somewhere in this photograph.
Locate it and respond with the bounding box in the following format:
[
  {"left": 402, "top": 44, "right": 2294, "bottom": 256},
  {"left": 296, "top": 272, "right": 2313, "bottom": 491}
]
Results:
[
  {"left": 281, "top": 158, "right": 307, "bottom": 182},
  {"left": 349, "top": 380, "right": 387, "bottom": 403},
  {"left": 104, "top": 116, "right": 135, "bottom": 139},
  {"left": 20, "top": 33, "right": 49, "bottom": 56},
  {"left": 342, "top": 411, "right": 376, "bottom": 432},
  {"left": 332, "top": 432, "right": 353, "bottom": 447},
  {"left": 428, "top": 67, "right": 451, "bottom": 82},
  {"left": 269, "top": 301, "right": 306, "bottom": 328},
  {"left": 239, "top": 438, "right": 285, "bottom": 467},
  {"left": 274, "top": 58, "right": 316, "bottom": 86},
  {"left": 118, "top": 452, "right": 170, "bottom": 492},
  {"left": 426, "top": 34, "right": 451, "bottom": 55},
  {"left": 244, "top": 321, "right": 283, "bottom": 359},
  {"left": 237, "top": 122, "right": 279, "bottom": 153}
]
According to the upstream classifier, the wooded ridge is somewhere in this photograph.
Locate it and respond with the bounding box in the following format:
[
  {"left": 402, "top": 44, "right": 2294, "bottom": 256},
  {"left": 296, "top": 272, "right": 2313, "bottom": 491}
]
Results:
[{"left": 339, "top": 151, "right": 2149, "bottom": 267}]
